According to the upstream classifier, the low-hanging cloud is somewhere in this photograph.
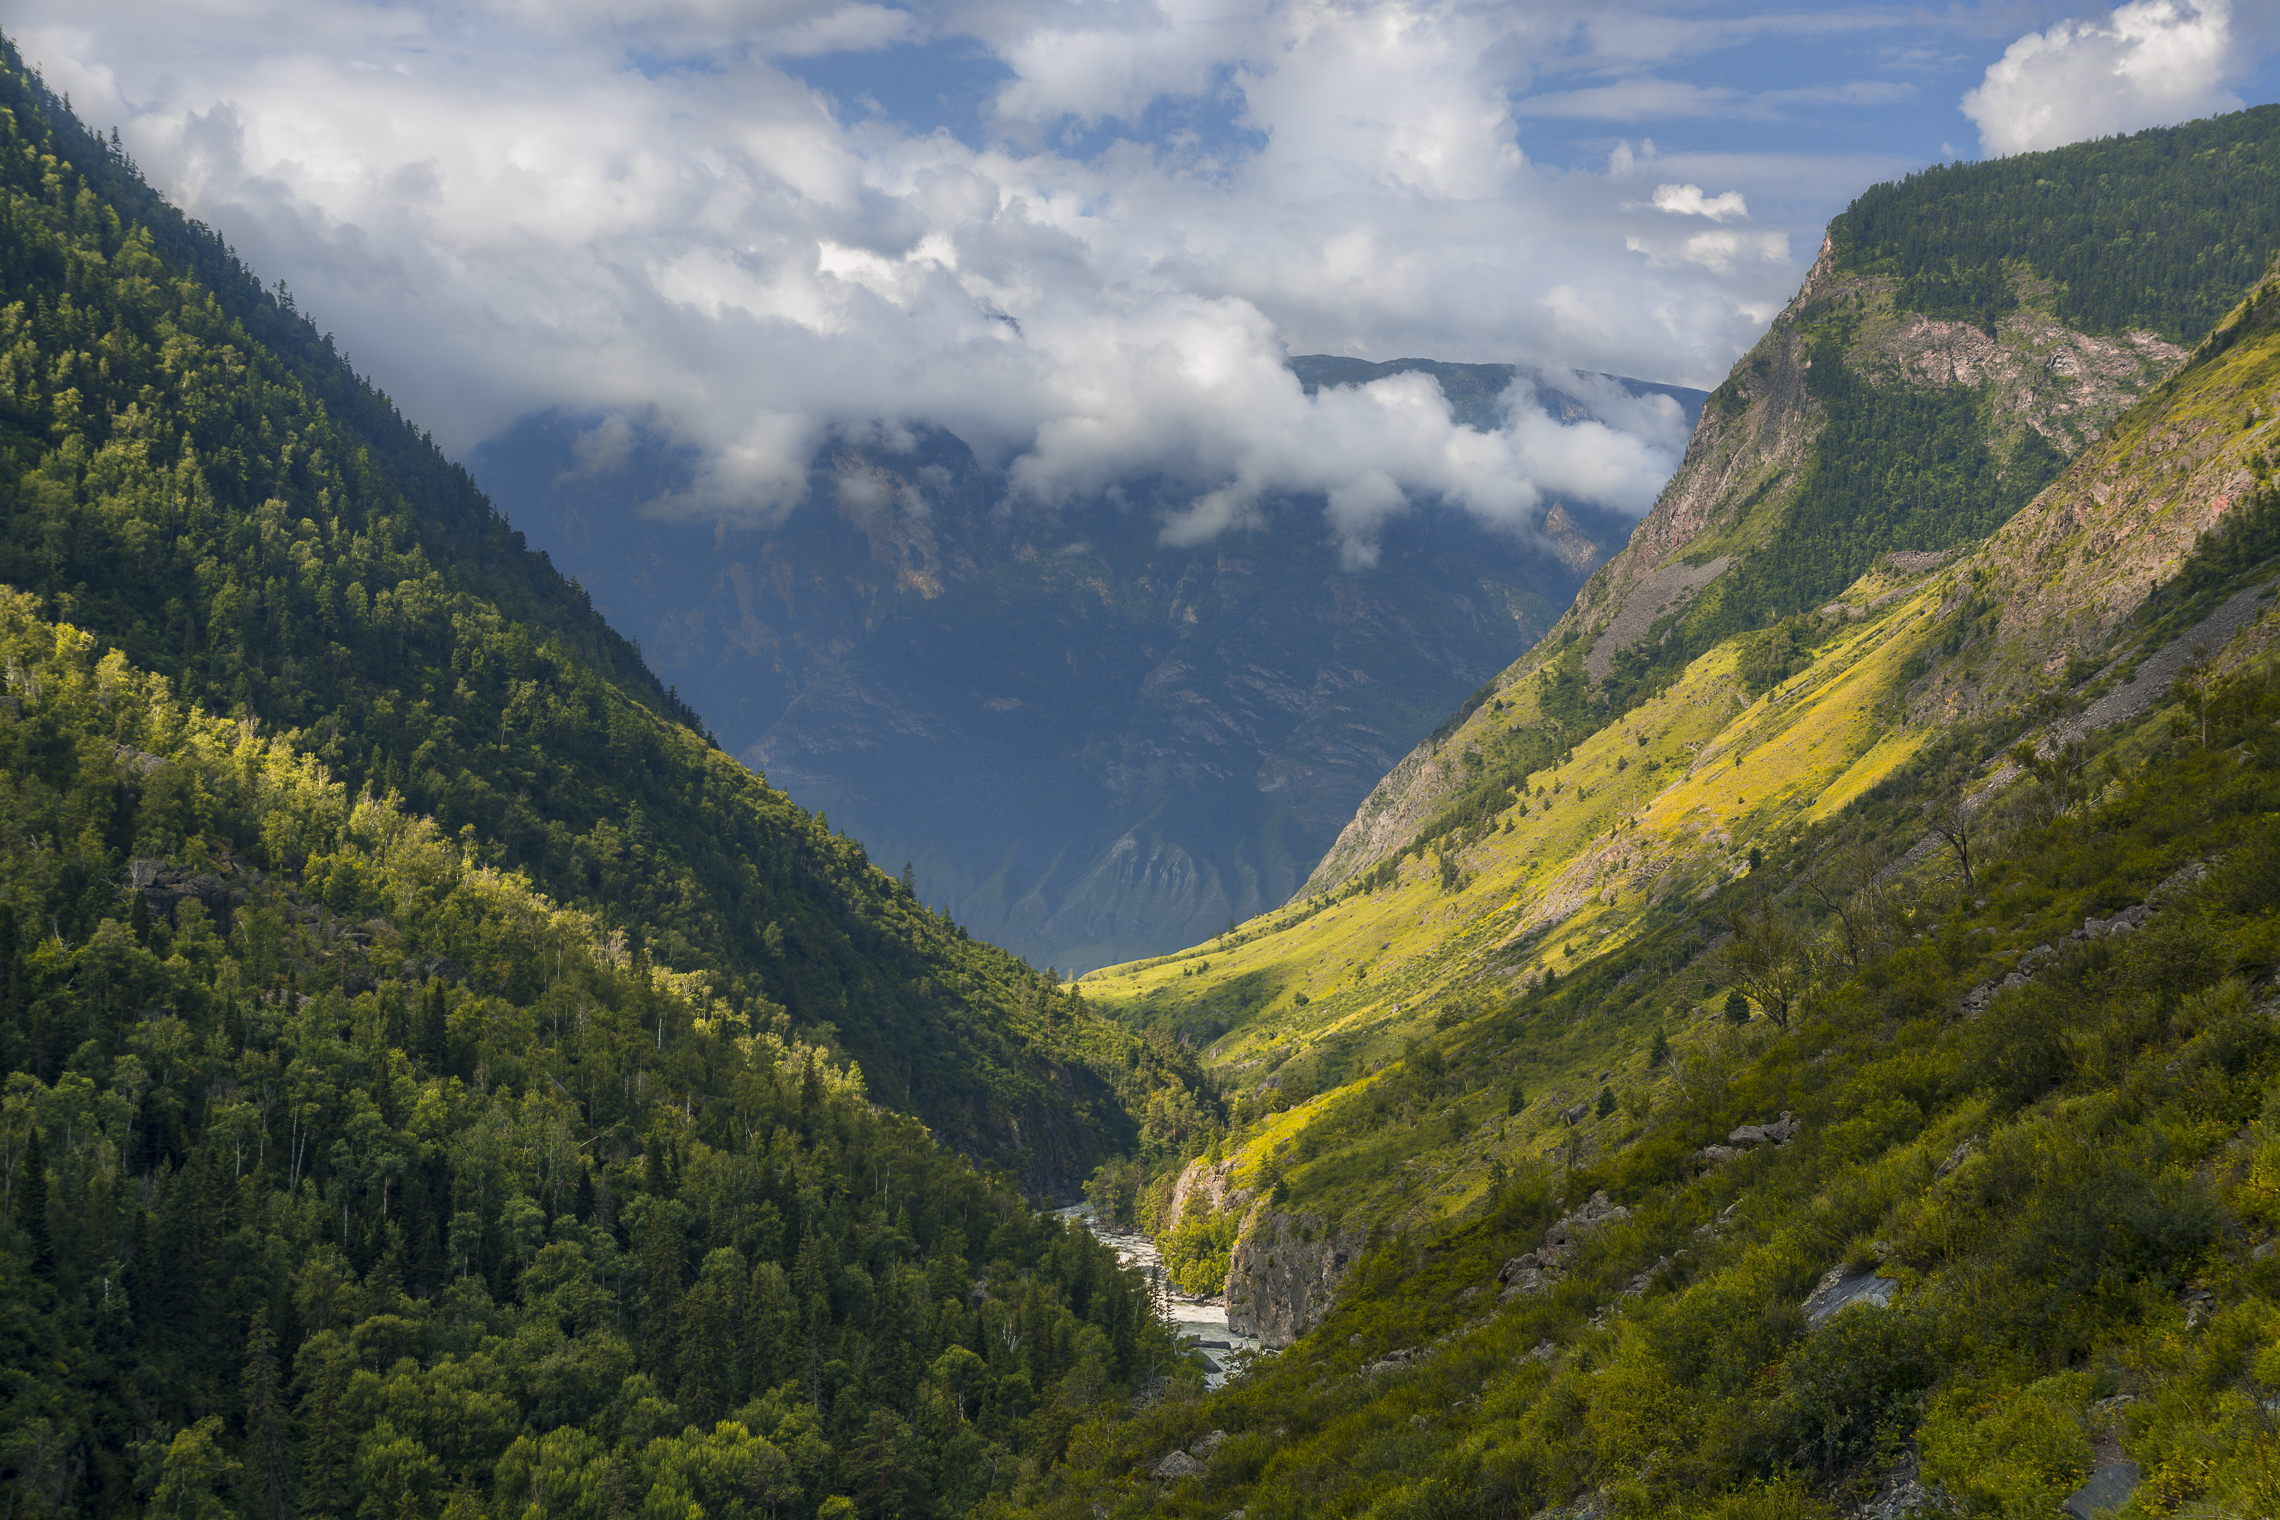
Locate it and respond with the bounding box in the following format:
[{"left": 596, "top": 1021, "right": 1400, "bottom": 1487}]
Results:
[
  {"left": 19, "top": 0, "right": 1840, "bottom": 557},
  {"left": 1962, "top": 0, "right": 2245, "bottom": 156}
]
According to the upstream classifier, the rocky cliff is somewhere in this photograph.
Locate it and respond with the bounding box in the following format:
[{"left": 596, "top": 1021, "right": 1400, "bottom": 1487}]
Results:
[
  {"left": 1224, "top": 1206, "right": 1366, "bottom": 1347},
  {"left": 1303, "top": 235, "right": 2182, "bottom": 896}
]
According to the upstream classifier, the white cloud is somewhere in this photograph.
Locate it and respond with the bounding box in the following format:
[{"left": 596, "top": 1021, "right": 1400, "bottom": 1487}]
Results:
[
  {"left": 16, "top": 0, "right": 1856, "bottom": 554},
  {"left": 1649, "top": 182, "right": 1748, "bottom": 220},
  {"left": 1962, "top": 0, "right": 2244, "bottom": 156}
]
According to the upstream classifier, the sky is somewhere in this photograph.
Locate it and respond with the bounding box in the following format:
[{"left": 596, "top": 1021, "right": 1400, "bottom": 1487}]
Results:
[{"left": 16, "top": 1, "right": 2280, "bottom": 564}]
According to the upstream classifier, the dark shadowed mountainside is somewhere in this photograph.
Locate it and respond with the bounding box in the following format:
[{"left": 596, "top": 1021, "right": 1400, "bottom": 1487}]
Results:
[{"left": 476, "top": 371, "right": 1702, "bottom": 972}]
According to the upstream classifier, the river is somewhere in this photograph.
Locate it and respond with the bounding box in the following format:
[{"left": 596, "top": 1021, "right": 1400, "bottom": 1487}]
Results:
[{"left": 1055, "top": 1206, "right": 1261, "bottom": 1387}]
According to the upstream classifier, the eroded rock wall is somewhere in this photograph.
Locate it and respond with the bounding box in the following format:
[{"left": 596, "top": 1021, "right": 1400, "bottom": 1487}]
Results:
[{"left": 1224, "top": 1207, "right": 1365, "bottom": 1347}]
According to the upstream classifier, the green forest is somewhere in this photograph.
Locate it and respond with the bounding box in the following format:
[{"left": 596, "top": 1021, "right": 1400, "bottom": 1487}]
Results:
[
  {"left": 0, "top": 37, "right": 1215, "bottom": 1195},
  {"left": 0, "top": 588, "right": 1186, "bottom": 1520},
  {"left": 0, "top": 36, "right": 1230, "bottom": 1520},
  {"left": 1833, "top": 105, "right": 2280, "bottom": 339}
]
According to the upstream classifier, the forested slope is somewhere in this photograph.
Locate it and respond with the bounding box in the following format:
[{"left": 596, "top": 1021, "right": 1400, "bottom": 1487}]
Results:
[
  {"left": 0, "top": 590, "right": 1185, "bottom": 1520},
  {"left": 0, "top": 36, "right": 1211, "bottom": 1192}
]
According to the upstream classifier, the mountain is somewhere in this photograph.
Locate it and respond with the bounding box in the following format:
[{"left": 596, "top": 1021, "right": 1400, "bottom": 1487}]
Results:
[
  {"left": 1304, "top": 104, "right": 2280, "bottom": 896},
  {"left": 475, "top": 371, "right": 1701, "bottom": 974},
  {"left": 0, "top": 39, "right": 1203, "bottom": 1201},
  {"left": 1014, "top": 112, "right": 2280, "bottom": 1519}
]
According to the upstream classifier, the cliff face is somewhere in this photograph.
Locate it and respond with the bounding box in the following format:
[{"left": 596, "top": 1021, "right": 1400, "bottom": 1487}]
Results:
[
  {"left": 1302, "top": 238, "right": 2181, "bottom": 897},
  {"left": 1224, "top": 1207, "right": 1366, "bottom": 1347}
]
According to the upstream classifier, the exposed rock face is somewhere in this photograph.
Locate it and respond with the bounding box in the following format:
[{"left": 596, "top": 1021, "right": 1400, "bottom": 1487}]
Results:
[
  {"left": 1167, "top": 1157, "right": 1242, "bottom": 1231},
  {"left": 2062, "top": 1460, "right": 2141, "bottom": 1520},
  {"left": 130, "top": 854, "right": 254, "bottom": 937},
  {"left": 1302, "top": 237, "right": 2183, "bottom": 897},
  {"left": 1224, "top": 1208, "right": 1364, "bottom": 1347},
  {"left": 1801, "top": 1263, "right": 1900, "bottom": 1328}
]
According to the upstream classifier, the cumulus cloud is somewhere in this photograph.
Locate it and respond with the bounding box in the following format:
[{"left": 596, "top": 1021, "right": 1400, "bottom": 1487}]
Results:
[
  {"left": 1962, "top": 0, "right": 2244, "bottom": 156},
  {"left": 1650, "top": 182, "right": 1749, "bottom": 220},
  {"left": 18, "top": 0, "right": 1849, "bottom": 554}
]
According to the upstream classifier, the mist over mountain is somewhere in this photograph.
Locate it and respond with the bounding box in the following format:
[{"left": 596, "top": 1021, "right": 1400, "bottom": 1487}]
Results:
[{"left": 476, "top": 367, "right": 1703, "bottom": 972}]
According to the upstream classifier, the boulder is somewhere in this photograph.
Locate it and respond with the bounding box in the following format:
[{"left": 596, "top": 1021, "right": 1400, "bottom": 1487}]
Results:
[
  {"left": 1150, "top": 1450, "right": 1206, "bottom": 1481},
  {"left": 1728, "top": 1111, "right": 1797, "bottom": 1148},
  {"left": 1188, "top": 1430, "right": 1229, "bottom": 1459},
  {"left": 1497, "top": 1193, "right": 1630, "bottom": 1301},
  {"left": 1800, "top": 1263, "right": 1898, "bottom": 1328},
  {"left": 2061, "top": 1459, "right": 2141, "bottom": 1520}
]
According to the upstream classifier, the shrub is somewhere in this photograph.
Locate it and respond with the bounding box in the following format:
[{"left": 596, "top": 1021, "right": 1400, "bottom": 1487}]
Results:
[{"left": 1770, "top": 1308, "right": 1940, "bottom": 1477}]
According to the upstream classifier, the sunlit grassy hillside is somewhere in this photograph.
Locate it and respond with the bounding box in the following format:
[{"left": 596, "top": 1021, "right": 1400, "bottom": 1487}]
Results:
[{"left": 1016, "top": 267, "right": 2280, "bottom": 1520}]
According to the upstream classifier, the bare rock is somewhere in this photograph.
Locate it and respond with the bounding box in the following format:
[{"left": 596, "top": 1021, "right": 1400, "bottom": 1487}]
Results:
[
  {"left": 1852, "top": 1450, "right": 1947, "bottom": 1519},
  {"left": 1728, "top": 1111, "right": 1797, "bottom": 1148},
  {"left": 2061, "top": 1459, "right": 2141, "bottom": 1520},
  {"left": 1801, "top": 1263, "right": 1899, "bottom": 1328},
  {"left": 1225, "top": 1209, "right": 1363, "bottom": 1347},
  {"left": 1497, "top": 1192, "right": 1630, "bottom": 1301},
  {"left": 1150, "top": 1450, "right": 1206, "bottom": 1481},
  {"left": 1934, "top": 1138, "right": 1978, "bottom": 1179},
  {"left": 1188, "top": 1430, "right": 1228, "bottom": 1460}
]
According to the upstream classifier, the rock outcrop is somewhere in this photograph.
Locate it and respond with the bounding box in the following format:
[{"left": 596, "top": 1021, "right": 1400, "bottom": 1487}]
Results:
[
  {"left": 1167, "top": 1156, "right": 1242, "bottom": 1231},
  {"left": 1801, "top": 1262, "right": 1899, "bottom": 1328},
  {"left": 1224, "top": 1209, "right": 1363, "bottom": 1347},
  {"left": 1496, "top": 1191, "right": 1632, "bottom": 1301}
]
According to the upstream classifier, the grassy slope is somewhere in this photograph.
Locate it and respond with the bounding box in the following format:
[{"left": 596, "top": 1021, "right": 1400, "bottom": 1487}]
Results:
[
  {"left": 1298, "top": 108, "right": 2280, "bottom": 899},
  {"left": 1084, "top": 260, "right": 2280, "bottom": 1242}
]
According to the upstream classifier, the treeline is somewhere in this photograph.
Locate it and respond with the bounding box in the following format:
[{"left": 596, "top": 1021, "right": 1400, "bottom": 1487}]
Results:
[
  {"left": 0, "top": 590, "right": 1186, "bottom": 1520},
  {"left": 1833, "top": 103, "right": 2280, "bottom": 339},
  {"left": 0, "top": 34, "right": 1209, "bottom": 1188}
]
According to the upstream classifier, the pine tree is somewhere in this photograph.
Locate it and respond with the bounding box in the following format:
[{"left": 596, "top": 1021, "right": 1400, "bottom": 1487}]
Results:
[
  {"left": 293, "top": 1334, "right": 354, "bottom": 1520},
  {"left": 0, "top": 902, "right": 20, "bottom": 1022},
  {"left": 241, "top": 1318, "right": 291, "bottom": 1520},
  {"left": 422, "top": 980, "right": 449, "bottom": 1071},
  {"left": 14, "top": 1126, "right": 51, "bottom": 1276},
  {"left": 799, "top": 1052, "right": 823, "bottom": 1128},
  {"left": 637, "top": 1203, "right": 682, "bottom": 1386}
]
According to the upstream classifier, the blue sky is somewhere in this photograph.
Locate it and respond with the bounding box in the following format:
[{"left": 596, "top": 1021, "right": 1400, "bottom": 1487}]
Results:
[{"left": 18, "top": 1, "right": 2279, "bottom": 554}]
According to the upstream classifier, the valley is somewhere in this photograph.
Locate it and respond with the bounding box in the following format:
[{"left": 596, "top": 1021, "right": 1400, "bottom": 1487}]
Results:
[
  {"left": 1018, "top": 109, "right": 2280, "bottom": 1519},
  {"left": 6, "top": 15, "right": 2280, "bottom": 1520}
]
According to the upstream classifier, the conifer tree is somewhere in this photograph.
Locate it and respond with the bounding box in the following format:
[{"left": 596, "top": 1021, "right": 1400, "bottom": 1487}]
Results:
[
  {"left": 241, "top": 1319, "right": 291, "bottom": 1520},
  {"left": 14, "top": 1126, "right": 50, "bottom": 1276}
]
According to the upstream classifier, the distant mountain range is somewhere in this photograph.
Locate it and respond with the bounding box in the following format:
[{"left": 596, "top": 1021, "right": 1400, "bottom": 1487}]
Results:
[{"left": 477, "top": 367, "right": 1703, "bottom": 973}]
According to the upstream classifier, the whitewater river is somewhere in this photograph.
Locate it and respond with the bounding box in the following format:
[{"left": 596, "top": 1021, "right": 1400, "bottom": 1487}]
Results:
[{"left": 1055, "top": 1206, "right": 1261, "bottom": 1387}]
